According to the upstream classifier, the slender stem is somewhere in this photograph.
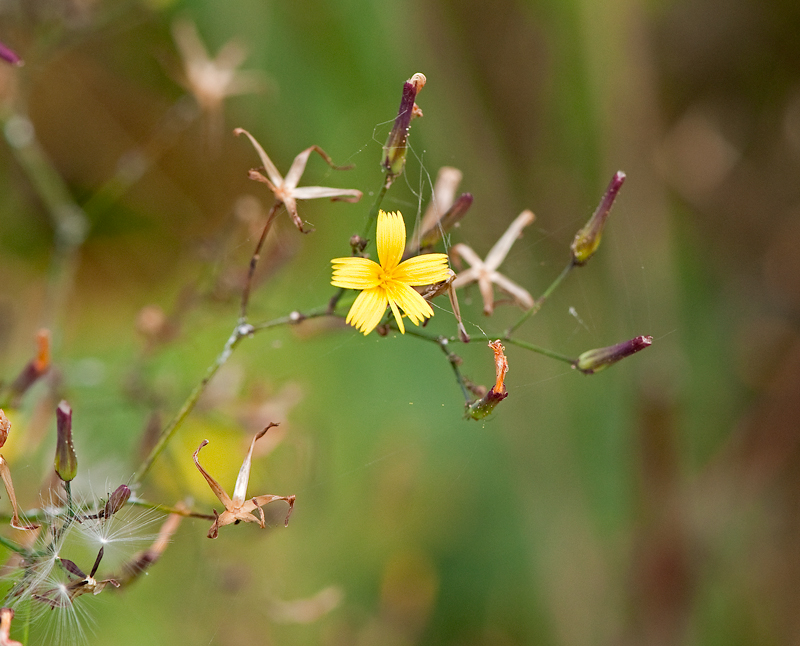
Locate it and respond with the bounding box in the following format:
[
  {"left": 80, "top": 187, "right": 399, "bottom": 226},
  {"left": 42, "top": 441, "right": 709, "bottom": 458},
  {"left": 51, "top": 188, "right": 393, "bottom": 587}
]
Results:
[
  {"left": 506, "top": 260, "right": 575, "bottom": 336},
  {"left": 132, "top": 324, "right": 247, "bottom": 486},
  {"left": 504, "top": 337, "right": 576, "bottom": 364},
  {"left": 0, "top": 533, "right": 27, "bottom": 556},
  {"left": 127, "top": 498, "right": 215, "bottom": 521},
  {"left": 360, "top": 176, "right": 391, "bottom": 240},
  {"left": 250, "top": 306, "right": 331, "bottom": 332},
  {"left": 4, "top": 112, "right": 89, "bottom": 331},
  {"left": 439, "top": 339, "right": 470, "bottom": 403},
  {"left": 239, "top": 202, "right": 281, "bottom": 322},
  {"left": 400, "top": 327, "right": 470, "bottom": 402},
  {"left": 65, "top": 481, "right": 73, "bottom": 518}
]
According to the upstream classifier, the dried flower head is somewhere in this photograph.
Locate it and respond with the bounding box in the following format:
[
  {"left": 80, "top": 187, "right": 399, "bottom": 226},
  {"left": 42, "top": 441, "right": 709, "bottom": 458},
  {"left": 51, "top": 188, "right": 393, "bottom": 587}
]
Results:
[
  {"left": 235, "top": 128, "right": 362, "bottom": 233},
  {"left": 193, "top": 423, "right": 295, "bottom": 538},
  {"left": 451, "top": 210, "right": 536, "bottom": 315},
  {"left": 331, "top": 210, "right": 451, "bottom": 335},
  {"left": 172, "top": 19, "right": 265, "bottom": 117},
  {"left": 466, "top": 340, "right": 510, "bottom": 420}
]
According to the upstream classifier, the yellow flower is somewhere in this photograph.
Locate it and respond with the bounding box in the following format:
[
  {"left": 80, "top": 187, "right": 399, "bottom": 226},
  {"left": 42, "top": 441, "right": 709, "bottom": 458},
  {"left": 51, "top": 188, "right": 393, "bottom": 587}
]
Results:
[{"left": 331, "top": 211, "right": 451, "bottom": 335}]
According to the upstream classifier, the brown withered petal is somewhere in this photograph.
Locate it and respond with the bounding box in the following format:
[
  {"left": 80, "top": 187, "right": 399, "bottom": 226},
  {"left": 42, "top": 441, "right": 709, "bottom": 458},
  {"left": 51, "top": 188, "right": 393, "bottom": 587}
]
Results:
[
  {"left": 0, "top": 457, "right": 38, "bottom": 530},
  {"left": 465, "top": 340, "right": 510, "bottom": 420},
  {"left": 0, "top": 608, "right": 22, "bottom": 646},
  {"left": 0, "top": 411, "right": 9, "bottom": 450}
]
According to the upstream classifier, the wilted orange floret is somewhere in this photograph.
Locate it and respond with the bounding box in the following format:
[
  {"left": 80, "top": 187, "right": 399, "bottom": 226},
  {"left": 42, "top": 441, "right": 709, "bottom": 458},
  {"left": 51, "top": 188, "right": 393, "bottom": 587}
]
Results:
[{"left": 489, "top": 340, "right": 508, "bottom": 394}]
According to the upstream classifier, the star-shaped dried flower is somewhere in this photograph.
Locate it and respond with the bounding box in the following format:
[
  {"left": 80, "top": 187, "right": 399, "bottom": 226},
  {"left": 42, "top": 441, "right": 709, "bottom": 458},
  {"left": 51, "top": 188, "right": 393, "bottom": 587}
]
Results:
[
  {"left": 235, "top": 128, "right": 363, "bottom": 233},
  {"left": 331, "top": 210, "right": 451, "bottom": 335},
  {"left": 451, "top": 210, "right": 536, "bottom": 315},
  {"left": 193, "top": 423, "right": 295, "bottom": 539},
  {"left": 172, "top": 19, "right": 265, "bottom": 117}
]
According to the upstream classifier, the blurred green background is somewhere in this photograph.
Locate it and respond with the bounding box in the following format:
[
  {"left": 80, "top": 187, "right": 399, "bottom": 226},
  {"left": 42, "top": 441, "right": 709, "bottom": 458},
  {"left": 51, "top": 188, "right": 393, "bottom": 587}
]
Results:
[{"left": 1, "top": 0, "right": 799, "bottom": 644}]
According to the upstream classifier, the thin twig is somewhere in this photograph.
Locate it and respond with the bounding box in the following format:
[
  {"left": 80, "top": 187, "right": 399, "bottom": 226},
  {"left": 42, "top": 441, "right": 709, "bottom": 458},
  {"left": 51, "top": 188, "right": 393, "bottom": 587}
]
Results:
[
  {"left": 360, "top": 176, "right": 392, "bottom": 240},
  {"left": 504, "top": 337, "right": 575, "bottom": 364},
  {"left": 239, "top": 202, "right": 282, "bottom": 322},
  {"left": 505, "top": 260, "right": 575, "bottom": 336},
  {"left": 126, "top": 498, "right": 215, "bottom": 521},
  {"left": 132, "top": 323, "right": 248, "bottom": 486}
]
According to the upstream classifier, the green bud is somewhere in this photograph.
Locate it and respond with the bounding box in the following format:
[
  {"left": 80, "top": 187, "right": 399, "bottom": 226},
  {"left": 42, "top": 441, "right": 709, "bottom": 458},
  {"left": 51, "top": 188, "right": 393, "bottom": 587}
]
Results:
[
  {"left": 571, "top": 171, "right": 625, "bottom": 266},
  {"left": 54, "top": 400, "right": 78, "bottom": 482},
  {"left": 574, "top": 335, "right": 652, "bottom": 374}
]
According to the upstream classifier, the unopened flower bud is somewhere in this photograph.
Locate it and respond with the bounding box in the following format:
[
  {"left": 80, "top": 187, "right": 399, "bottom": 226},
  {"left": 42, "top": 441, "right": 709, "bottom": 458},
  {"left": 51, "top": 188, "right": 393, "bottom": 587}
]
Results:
[
  {"left": 382, "top": 73, "right": 426, "bottom": 181},
  {"left": 466, "top": 341, "right": 509, "bottom": 420},
  {"left": 54, "top": 400, "right": 78, "bottom": 482},
  {"left": 574, "top": 335, "right": 652, "bottom": 374},
  {"left": 8, "top": 329, "right": 51, "bottom": 403},
  {"left": 103, "top": 485, "right": 131, "bottom": 518},
  {"left": 571, "top": 171, "right": 625, "bottom": 266}
]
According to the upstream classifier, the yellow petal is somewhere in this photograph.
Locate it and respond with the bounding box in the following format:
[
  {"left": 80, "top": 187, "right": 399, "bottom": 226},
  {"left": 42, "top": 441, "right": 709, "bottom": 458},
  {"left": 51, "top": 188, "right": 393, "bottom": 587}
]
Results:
[
  {"left": 331, "top": 257, "right": 382, "bottom": 289},
  {"left": 393, "top": 253, "right": 450, "bottom": 286},
  {"left": 376, "top": 210, "right": 405, "bottom": 272},
  {"left": 346, "top": 287, "right": 388, "bottom": 335},
  {"left": 388, "top": 298, "right": 405, "bottom": 334},
  {"left": 386, "top": 281, "right": 434, "bottom": 326}
]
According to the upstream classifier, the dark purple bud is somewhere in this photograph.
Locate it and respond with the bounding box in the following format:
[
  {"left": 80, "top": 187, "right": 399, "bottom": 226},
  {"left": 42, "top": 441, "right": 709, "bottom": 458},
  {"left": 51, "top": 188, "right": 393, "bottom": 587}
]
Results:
[
  {"left": 382, "top": 73, "right": 426, "bottom": 180},
  {"left": 574, "top": 335, "right": 652, "bottom": 374},
  {"left": 8, "top": 330, "right": 51, "bottom": 404},
  {"left": 54, "top": 400, "right": 78, "bottom": 482},
  {"left": 571, "top": 171, "right": 625, "bottom": 266}
]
